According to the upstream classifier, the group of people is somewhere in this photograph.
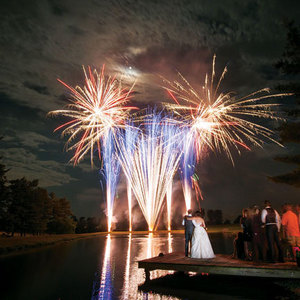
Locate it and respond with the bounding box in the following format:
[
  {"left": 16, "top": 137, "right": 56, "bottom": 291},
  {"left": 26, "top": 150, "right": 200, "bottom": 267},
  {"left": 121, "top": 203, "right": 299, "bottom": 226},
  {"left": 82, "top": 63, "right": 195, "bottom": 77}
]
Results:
[
  {"left": 235, "top": 200, "right": 300, "bottom": 263},
  {"left": 182, "top": 200, "right": 300, "bottom": 263},
  {"left": 182, "top": 209, "right": 215, "bottom": 259}
]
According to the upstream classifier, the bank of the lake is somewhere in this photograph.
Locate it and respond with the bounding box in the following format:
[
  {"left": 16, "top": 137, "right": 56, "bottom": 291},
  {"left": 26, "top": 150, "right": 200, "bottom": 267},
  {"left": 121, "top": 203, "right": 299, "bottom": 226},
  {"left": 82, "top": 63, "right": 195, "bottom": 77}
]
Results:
[{"left": 0, "top": 224, "right": 240, "bottom": 256}]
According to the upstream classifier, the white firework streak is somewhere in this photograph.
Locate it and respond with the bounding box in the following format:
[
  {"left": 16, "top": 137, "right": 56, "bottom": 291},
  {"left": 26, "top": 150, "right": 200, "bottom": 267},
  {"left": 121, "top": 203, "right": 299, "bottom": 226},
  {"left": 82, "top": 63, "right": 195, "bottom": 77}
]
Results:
[{"left": 117, "top": 113, "right": 183, "bottom": 231}]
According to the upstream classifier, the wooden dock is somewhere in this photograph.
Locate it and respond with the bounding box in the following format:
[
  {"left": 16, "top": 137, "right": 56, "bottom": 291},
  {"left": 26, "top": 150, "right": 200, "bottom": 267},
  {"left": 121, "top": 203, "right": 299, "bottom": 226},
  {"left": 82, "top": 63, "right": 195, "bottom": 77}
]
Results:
[{"left": 138, "top": 252, "right": 300, "bottom": 282}]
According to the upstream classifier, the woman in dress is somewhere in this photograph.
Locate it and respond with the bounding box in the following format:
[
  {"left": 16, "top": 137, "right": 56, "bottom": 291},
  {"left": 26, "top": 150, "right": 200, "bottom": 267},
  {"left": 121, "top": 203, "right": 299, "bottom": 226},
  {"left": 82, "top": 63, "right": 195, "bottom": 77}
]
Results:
[
  {"left": 187, "top": 211, "right": 215, "bottom": 259},
  {"left": 240, "top": 208, "right": 253, "bottom": 261}
]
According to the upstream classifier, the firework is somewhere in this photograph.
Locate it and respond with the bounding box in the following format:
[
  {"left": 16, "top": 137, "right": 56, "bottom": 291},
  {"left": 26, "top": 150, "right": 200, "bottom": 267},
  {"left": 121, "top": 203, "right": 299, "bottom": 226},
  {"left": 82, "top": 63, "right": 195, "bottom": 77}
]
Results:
[
  {"left": 48, "top": 65, "right": 136, "bottom": 165},
  {"left": 162, "top": 118, "right": 182, "bottom": 230},
  {"left": 124, "top": 122, "right": 139, "bottom": 231},
  {"left": 117, "top": 111, "right": 183, "bottom": 231},
  {"left": 101, "top": 130, "right": 121, "bottom": 232},
  {"left": 179, "top": 128, "right": 197, "bottom": 211},
  {"left": 163, "top": 55, "right": 291, "bottom": 164}
]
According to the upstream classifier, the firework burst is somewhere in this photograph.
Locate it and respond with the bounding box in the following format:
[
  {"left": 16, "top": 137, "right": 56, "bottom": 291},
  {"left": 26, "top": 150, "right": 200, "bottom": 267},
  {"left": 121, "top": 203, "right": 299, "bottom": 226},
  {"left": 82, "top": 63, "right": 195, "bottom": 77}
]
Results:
[
  {"left": 163, "top": 55, "right": 292, "bottom": 164},
  {"left": 48, "top": 65, "right": 136, "bottom": 165}
]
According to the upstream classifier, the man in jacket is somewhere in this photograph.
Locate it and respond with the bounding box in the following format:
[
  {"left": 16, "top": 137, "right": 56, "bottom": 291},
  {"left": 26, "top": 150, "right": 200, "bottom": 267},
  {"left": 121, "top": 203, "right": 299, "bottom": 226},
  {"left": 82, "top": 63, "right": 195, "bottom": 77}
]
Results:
[
  {"left": 261, "top": 200, "right": 284, "bottom": 263},
  {"left": 182, "top": 209, "right": 194, "bottom": 257}
]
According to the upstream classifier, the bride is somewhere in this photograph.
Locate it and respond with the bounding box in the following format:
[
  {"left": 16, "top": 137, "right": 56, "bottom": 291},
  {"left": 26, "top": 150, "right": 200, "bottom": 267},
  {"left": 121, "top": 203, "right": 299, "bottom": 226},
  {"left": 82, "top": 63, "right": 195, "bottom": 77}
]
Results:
[{"left": 188, "top": 211, "right": 215, "bottom": 259}]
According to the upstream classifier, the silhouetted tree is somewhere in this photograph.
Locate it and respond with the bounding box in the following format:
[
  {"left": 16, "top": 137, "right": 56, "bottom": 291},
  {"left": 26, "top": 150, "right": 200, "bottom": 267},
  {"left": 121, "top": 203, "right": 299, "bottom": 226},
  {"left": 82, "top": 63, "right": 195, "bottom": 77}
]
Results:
[
  {"left": 8, "top": 178, "right": 39, "bottom": 236},
  {"left": 233, "top": 215, "right": 242, "bottom": 224},
  {"left": 76, "top": 217, "right": 88, "bottom": 233},
  {"left": 87, "top": 217, "right": 99, "bottom": 232},
  {"left": 27, "top": 187, "right": 52, "bottom": 234},
  {"left": 47, "top": 193, "right": 76, "bottom": 234},
  {"left": 207, "top": 209, "right": 223, "bottom": 225},
  {"left": 0, "top": 161, "right": 10, "bottom": 232},
  {"left": 270, "top": 21, "right": 300, "bottom": 187}
]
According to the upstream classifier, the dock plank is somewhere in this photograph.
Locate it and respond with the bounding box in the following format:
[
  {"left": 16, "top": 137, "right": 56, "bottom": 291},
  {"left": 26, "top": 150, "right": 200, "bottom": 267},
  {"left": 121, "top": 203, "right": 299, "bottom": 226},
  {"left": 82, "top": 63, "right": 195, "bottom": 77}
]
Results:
[{"left": 138, "top": 252, "right": 300, "bottom": 280}]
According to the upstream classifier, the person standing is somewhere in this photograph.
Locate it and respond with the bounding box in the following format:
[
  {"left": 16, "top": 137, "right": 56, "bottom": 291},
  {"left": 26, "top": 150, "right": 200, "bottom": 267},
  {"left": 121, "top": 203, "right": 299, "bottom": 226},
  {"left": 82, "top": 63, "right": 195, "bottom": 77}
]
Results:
[
  {"left": 261, "top": 200, "right": 284, "bottom": 263},
  {"left": 240, "top": 209, "right": 253, "bottom": 260},
  {"left": 188, "top": 211, "right": 215, "bottom": 259},
  {"left": 182, "top": 209, "right": 194, "bottom": 257},
  {"left": 251, "top": 206, "right": 265, "bottom": 262},
  {"left": 281, "top": 204, "right": 300, "bottom": 260},
  {"left": 295, "top": 204, "right": 300, "bottom": 230}
]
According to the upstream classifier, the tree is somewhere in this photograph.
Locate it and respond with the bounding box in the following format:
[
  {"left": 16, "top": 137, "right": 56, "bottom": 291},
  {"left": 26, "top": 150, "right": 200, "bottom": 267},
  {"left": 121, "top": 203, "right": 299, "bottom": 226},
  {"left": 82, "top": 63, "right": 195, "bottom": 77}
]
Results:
[
  {"left": 0, "top": 138, "right": 11, "bottom": 233},
  {"left": 207, "top": 209, "right": 223, "bottom": 225},
  {"left": 87, "top": 217, "right": 99, "bottom": 233},
  {"left": 8, "top": 178, "right": 39, "bottom": 236},
  {"left": 75, "top": 217, "right": 87, "bottom": 233},
  {"left": 270, "top": 21, "right": 300, "bottom": 187},
  {"left": 47, "top": 193, "right": 76, "bottom": 234},
  {"left": 28, "top": 187, "right": 52, "bottom": 234},
  {"left": 233, "top": 215, "right": 242, "bottom": 224}
]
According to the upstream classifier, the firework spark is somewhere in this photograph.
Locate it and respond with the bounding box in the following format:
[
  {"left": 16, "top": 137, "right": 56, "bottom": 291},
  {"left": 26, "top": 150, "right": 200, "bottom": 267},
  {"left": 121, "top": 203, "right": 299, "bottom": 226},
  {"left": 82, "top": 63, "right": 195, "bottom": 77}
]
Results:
[
  {"left": 48, "top": 65, "right": 136, "bottom": 165},
  {"left": 163, "top": 55, "right": 291, "bottom": 164}
]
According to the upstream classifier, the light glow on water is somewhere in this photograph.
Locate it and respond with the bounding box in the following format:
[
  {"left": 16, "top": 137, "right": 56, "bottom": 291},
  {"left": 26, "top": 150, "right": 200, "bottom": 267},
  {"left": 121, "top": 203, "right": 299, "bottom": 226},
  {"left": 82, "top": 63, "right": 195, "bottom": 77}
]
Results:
[
  {"left": 122, "top": 234, "right": 132, "bottom": 300},
  {"left": 98, "top": 234, "right": 112, "bottom": 300}
]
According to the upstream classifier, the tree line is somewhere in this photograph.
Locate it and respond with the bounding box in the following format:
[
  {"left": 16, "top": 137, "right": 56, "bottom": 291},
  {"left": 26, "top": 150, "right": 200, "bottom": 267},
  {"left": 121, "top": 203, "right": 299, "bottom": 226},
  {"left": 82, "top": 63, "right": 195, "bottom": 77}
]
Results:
[{"left": 0, "top": 155, "right": 104, "bottom": 236}]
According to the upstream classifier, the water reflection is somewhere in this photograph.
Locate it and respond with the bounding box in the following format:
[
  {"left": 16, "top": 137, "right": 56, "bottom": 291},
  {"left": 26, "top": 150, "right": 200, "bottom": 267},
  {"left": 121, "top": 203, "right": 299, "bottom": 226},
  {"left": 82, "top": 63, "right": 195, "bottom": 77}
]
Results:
[
  {"left": 95, "top": 233, "right": 179, "bottom": 300},
  {"left": 168, "top": 232, "right": 172, "bottom": 253},
  {"left": 99, "top": 234, "right": 112, "bottom": 300},
  {"left": 122, "top": 234, "right": 131, "bottom": 300}
]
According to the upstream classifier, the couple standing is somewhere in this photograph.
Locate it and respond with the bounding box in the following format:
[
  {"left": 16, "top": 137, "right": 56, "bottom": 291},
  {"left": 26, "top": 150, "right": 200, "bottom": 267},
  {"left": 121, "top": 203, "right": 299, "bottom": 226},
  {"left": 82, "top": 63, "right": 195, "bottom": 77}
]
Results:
[{"left": 183, "top": 209, "right": 215, "bottom": 259}]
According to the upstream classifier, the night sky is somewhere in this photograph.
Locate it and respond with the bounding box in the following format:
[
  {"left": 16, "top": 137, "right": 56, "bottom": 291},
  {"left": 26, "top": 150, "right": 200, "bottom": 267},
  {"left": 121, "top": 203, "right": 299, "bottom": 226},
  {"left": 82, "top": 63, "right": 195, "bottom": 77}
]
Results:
[{"left": 0, "top": 0, "right": 299, "bottom": 223}]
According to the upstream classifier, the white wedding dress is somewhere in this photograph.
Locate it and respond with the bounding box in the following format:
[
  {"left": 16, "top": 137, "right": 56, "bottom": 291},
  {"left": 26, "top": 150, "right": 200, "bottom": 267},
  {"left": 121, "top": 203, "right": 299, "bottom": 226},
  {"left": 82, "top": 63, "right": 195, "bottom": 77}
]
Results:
[{"left": 190, "top": 219, "right": 215, "bottom": 259}]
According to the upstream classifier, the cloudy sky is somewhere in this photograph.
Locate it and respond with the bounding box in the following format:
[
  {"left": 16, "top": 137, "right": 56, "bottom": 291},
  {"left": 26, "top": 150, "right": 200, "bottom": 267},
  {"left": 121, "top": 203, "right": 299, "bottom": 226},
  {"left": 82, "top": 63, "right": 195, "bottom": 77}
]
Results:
[{"left": 0, "top": 0, "right": 299, "bottom": 222}]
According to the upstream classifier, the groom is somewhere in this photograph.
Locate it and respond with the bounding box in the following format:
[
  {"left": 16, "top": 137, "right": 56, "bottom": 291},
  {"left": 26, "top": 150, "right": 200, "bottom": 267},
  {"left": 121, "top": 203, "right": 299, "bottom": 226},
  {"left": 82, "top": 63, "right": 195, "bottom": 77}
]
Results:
[{"left": 182, "top": 209, "right": 194, "bottom": 257}]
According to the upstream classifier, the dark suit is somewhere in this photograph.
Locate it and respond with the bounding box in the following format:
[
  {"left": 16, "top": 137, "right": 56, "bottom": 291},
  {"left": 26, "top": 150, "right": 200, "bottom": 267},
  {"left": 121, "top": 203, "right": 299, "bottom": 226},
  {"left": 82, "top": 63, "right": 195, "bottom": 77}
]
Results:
[{"left": 183, "top": 215, "right": 194, "bottom": 256}]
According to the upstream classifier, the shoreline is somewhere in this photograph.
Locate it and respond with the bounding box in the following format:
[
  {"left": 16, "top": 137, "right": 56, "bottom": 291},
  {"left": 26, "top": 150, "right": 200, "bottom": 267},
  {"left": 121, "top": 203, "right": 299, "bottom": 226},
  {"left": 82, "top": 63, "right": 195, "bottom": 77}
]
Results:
[{"left": 0, "top": 225, "right": 240, "bottom": 257}]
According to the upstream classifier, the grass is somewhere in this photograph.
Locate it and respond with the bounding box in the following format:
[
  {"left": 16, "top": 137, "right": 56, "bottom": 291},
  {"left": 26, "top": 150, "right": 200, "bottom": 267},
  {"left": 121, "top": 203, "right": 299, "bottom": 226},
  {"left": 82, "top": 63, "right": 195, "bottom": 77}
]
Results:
[
  {"left": 0, "top": 224, "right": 240, "bottom": 256},
  {"left": 0, "top": 232, "right": 106, "bottom": 256}
]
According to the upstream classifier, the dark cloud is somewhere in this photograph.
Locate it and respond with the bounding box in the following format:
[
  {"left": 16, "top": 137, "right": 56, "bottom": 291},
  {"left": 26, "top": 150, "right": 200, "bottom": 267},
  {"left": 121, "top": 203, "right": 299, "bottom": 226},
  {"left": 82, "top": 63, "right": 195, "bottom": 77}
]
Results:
[
  {"left": 23, "top": 81, "right": 51, "bottom": 95},
  {"left": 48, "top": 0, "right": 69, "bottom": 16}
]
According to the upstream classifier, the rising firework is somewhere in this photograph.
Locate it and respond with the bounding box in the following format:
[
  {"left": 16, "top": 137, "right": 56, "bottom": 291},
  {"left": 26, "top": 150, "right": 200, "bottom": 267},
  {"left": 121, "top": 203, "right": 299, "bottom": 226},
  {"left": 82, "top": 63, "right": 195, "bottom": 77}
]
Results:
[
  {"left": 117, "top": 111, "right": 183, "bottom": 231},
  {"left": 163, "top": 55, "right": 291, "bottom": 164},
  {"left": 48, "top": 65, "right": 136, "bottom": 165},
  {"left": 101, "top": 130, "right": 121, "bottom": 232},
  {"left": 123, "top": 122, "right": 139, "bottom": 231},
  {"left": 179, "top": 127, "right": 198, "bottom": 211},
  {"left": 162, "top": 117, "right": 183, "bottom": 230}
]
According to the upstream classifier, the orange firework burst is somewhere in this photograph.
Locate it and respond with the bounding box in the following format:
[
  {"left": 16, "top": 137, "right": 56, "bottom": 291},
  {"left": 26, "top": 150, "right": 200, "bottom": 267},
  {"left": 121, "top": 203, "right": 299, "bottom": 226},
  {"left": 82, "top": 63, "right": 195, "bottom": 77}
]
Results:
[
  {"left": 163, "top": 55, "right": 292, "bottom": 164},
  {"left": 48, "top": 65, "right": 137, "bottom": 165}
]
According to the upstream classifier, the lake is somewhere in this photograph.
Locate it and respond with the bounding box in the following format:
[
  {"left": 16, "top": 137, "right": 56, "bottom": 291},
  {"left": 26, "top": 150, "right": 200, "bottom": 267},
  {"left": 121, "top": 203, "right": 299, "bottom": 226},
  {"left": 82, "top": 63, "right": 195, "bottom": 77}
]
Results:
[{"left": 0, "top": 232, "right": 297, "bottom": 299}]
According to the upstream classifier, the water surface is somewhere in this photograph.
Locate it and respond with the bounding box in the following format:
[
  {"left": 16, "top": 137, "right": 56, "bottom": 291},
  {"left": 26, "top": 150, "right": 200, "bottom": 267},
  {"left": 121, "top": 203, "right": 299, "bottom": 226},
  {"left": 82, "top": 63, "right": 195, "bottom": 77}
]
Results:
[{"left": 0, "top": 233, "right": 295, "bottom": 299}]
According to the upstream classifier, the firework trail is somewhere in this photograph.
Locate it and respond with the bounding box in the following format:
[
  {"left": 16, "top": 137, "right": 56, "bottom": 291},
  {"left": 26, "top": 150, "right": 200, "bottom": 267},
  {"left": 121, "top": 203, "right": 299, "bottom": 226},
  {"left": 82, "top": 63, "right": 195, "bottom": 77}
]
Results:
[
  {"left": 118, "top": 111, "right": 183, "bottom": 231},
  {"left": 179, "top": 128, "right": 198, "bottom": 211},
  {"left": 162, "top": 118, "right": 182, "bottom": 230},
  {"left": 101, "top": 130, "right": 121, "bottom": 232},
  {"left": 163, "top": 55, "right": 291, "bottom": 164},
  {"left": 124, "top": 122, "right": 139, "bottom": 231},
  {"left": 48, "top": 65, "right": 136, "bottom": 165}
]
